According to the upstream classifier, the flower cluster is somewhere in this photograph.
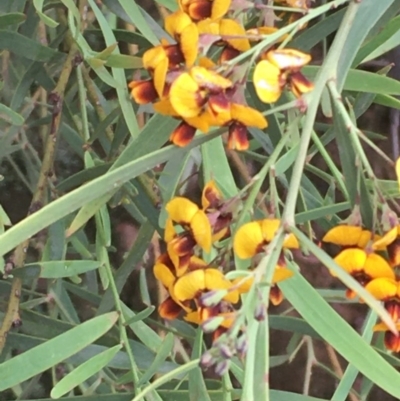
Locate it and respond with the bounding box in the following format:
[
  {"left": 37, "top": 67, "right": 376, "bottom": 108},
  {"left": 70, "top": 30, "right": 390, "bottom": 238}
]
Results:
[
  {"left": 129, "top": 0, "right": 314, "bottom": 150},
  {"left": 323, "top": 222, "right": 400, "bottom": 353},
  {"left": 154, "top": 181, "right": 297, "bottom": 345}
]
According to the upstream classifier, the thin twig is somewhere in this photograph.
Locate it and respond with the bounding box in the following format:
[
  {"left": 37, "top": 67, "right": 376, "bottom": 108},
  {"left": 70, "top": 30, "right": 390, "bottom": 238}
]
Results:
[{"left": 325, "top": 344, "right": 360, "bottom": 401}]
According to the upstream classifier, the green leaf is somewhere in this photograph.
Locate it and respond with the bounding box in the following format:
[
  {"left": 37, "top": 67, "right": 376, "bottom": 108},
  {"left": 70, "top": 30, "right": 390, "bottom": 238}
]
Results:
[
  {"left": 50, "top": 344, "right": 122, "bottom": 399},
  {"left": 201, "top": 136, "right": 237, "bottom": 197},
  {"left": 12, "top": 260, "right": 102, "bottom": 279},
  {"left": 113, "top": 0, "right": 159, "bottom": 45},
  {"left": 304, "top": 66, "right": 400, "bottom": 96},
  {"left": 353, "top": 14, "right": 400, "bottom": 65},
  {"left": 336, "top": 0, "right": 395, "bottom": 91},
  {"left": 280, "top": 273, "right": 400, "bottom": 399},
  {"left": 138, "top": 333, "right": 174, "bottom": 386},
  {"left": 105, "top": 54, "right": 143, "bottom": 68},
  {"left": 189, "top": 330, "right": 211, "bottom": 401},
  {"left": 0, "top": 30, "right": 61, "bottom": 61},
  {"left": 0, "top": 131, "right": 221, "bottom": 258},
  {"left": 33, "top": 0, "right": 59, "bottom": 27},
  {"left": 66, "top": 191, "right": 117, "bottom": 238},
  {"left": 0, "top": 12, "right": 26, "bottom": 27},
  {"left": 0, "top": 103, "right": 24, "bottom": 125},
  {"left": 0, "top": 312, "right": 119, "bottom": 391},
  {"left": 87, "top": 0, "right": 140, "bottom": 138},
  {"left": 97, "top": 221, "right": 155, "bottom": 313}
]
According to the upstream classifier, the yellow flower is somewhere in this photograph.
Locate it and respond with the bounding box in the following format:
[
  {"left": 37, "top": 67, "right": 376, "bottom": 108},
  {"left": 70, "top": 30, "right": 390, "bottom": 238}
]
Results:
[
  {"left": 174, "top": 268, "right": 239, "bottom": 303},
  {"left": 155, "top": 253, "right": 210, "bottom": 319},
  {"left": 334, "top": 249, "right": 395, "bottom": 299},
  {"left": 253, "top": 49, "right": 313, "bottom": 103},
  {"left": 233, "top": 219, "right": 299, "bottom": 259},
  {"left": 165, "top": 197, "right": 212, "bottom": 260},
  {"left": 164, "top": 11, "right": 199, "bottom": 67},
  {"left": 179, "top": 0, "right": 231, "bottom": 21},
  {"left": 227, "top": 103, "right": 268, "bottom": 150},
  {"left": 169, "top": 66, "right": 232, "bottom": 119}
]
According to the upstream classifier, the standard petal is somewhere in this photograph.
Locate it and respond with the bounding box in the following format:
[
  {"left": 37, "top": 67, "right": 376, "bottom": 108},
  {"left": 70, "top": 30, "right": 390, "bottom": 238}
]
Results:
[
  {"left": 333, "top": 248, "right": 367, "bottom": 274},
  {"left": 190, "top": 210, "right": 212, "bottom": 252},
  {"left": 174, "top": 269, "right": 206, "bottom": 301},
  {"left": 233, "top": 220, "right": 264, "bottom": 259},
  {"left": 166, "top": 197, "right": 200, "bottom": 224},
  {"left": 253, "top": 60, "right": 282, "bottom": 103},
  {"left": 365, "top": 277, "right": 397, "bottom": 301}
]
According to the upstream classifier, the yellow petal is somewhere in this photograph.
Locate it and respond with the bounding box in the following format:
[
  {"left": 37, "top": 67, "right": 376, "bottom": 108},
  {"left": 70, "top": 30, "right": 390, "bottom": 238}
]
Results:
[
  {"left": 199, "top": 56, "right": 217, "bottom": 68},
  {"left": 184, "top": 114, "right": 210, "bottom": 133},
  {"left": 191, "top": 210, "right": 212, "bottom": 252},
  {"left": 180, "top": 23, "right": 199, "bottom": 67},
  {"left": 365, "top": 277, "right": 398, "bottom": 300},
  {"left": 169, "top": 72, "right": 202, "bottom": 118},
  {"left": 267, "top": 49, "right": 311, "bottom": 70},
  {"left": 322, "top": 225, "right": 364, "bottom": 247},
  {"left": 174, "top": 269, "right": 206, "bottom": 301},
  {"left": 233, "top": 221, "right": 264, "bottom": 259},
  {"left": 197, "top": 18, "right": 220, "bottom": 35},
  {"left": 184, "top": 310, "right": 202, "bottom": 324},
  {"left": 260, "top": 219, "right": 280, "bottom": 242},
  {"left": 142, "top": 46, "right": 167, "bottom": 70},
  {"left": 164, "top": 217, "right": 176, "bottom": 242},
  {"left": 283, "top": 234, "right": 300, "bottom": 249},
  {"left": 230, "top": 103, "right": 268, "bottom": 129},
  {"left": 253, "top": 60, "right": 282, "bottom": 103},
  {"left": 153, "top": 58, "right": 168, "bottom": 98},
  {"left": 232, "top": 275, "right": 254, "bottom": 293},
  {"left": 190, "top": 66, "right": 232, "bottom": 89},
  {"left": 211, "top": 0, "right": 231, "bottom": 19},
  {"left": 273, "top": 267, "right": 293, "bottom": 283},
  {"left": 154, "top": 261, "right": 175, "bottom": 288},
  {"left": 165, "top": 11, "right": 192, "bottom": 38},
  {"left": 153, "top": 98, "right": 180, "bottom": 117},
  {"left": 333, "top": 248, "right": 367, "bottom": 274},
  {"left": 204, "top": 268, "right": 239, "bottom": 303},
  {"left": 166, "top": 197, "right": 200, "bottom": 224},
  {"left": 372, "top": 227, "right": 398, "bottom": 250},
  {"left": 219, "top": 19, "right": 250, "bottom": 52},
  {"left": 363, "top": 253, "right": 395, "bottom": 280}
]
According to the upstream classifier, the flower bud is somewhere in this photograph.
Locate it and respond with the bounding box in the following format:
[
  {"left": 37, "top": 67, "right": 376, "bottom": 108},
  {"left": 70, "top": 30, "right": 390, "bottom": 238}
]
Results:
[
  {"left": 219, "top": 343, "right": 234, "bottom": 359},
  {"left": 236, "top": 334, "right": 248, "bottom": 358},
  {"left": 215, "top": 359, "right": 230, "bottom": 376},
  {"left": 200, "top": 351, "right": 214, "bottom": 369}
]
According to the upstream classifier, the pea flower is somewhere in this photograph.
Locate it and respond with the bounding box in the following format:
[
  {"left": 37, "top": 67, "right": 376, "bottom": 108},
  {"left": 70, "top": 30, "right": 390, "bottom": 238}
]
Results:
[
  {"left": 333, "top": 249, "right": 395, "bottom": 299},
  {"left": 253, "top": 49, "right": 314, "bottom": 103},
  {"left": 179, "top": 0, "right": 231, "bottom": 21}
]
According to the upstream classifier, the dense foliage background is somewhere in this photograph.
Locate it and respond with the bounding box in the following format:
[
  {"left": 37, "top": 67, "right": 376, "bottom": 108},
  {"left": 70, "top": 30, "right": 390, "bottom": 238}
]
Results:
[{"left": 2, "top": 1, "right": 400, "bottom": 400}]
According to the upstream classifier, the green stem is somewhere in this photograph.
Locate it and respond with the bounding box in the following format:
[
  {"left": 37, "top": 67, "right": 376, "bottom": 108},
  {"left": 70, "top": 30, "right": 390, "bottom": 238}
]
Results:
[
  {"left": 282, "top": 0, "right": 360, "bottom": 226},
  {"left": 104, "top": 263, "right": 141, "bottom": 395},
  {"left": 130, "top": 360, "right": 200, "bottom": 401},
  {"left": 76, "top": 64, "right": 91, "bottom": 142}
]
